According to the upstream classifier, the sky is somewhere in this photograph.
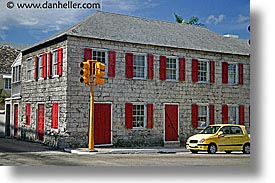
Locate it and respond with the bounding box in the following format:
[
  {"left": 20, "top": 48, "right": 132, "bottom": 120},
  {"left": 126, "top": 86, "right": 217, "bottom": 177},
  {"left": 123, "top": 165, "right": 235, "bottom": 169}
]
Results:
[{"left": 0, "top": 0, "right": 250, "bottom": 45}]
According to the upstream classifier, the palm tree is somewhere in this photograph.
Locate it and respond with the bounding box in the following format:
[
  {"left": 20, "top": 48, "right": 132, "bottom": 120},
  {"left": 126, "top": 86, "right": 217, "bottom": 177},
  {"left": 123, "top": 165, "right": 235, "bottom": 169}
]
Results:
[{"left": 174, "top": 13, "right": 205, "bottom": 27}]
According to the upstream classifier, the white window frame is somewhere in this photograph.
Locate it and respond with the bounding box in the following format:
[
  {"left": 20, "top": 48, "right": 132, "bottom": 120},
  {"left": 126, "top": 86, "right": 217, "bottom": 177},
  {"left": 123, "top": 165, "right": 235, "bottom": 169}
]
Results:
[
  {"left": 228, "top": 105, "right": 239, "bottom": 124},
  {"left": 26, "top": 58, "right": 33, "bottom": 81},
  {"left": 4, "top": 78, "right": 11, "bottom": 90},
  {"left": 38, "top": 55, "right": 43, "bottom": 79},
  {"left": 12, "top": 65, "right": 21, "bottom": 83},
  {"left": 51, "top": 49, "right": 59, "bottom": 78},
  {"left": 228, "top": 62, "right": 239, "bottom": 85},
  {"left": 166, "top": 56, "right": 179, "bottom": 81},
  {"left": 92, "top": 48, "right": 108, "bottom": 76},
  {"left": 133, "top": 53, "right": 147, "bottom": 80},
  {"left": 197, "top": 104, "right": 209, "bottom": 129},
  {"left": 198, "top": 59, "right": 210, "bottom": 83},
  {"left": 132, "top": 103, "right": 147, "bottom": 129}
]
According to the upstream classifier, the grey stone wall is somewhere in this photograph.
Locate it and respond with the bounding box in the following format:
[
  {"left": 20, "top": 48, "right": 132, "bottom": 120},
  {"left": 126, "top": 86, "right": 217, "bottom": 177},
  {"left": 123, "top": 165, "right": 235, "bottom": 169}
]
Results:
[
  {"left": 19, "top": 35, "right": 250, "bottom": 148},
  {"left": 66, "top": 36, "right": 250, "bottom": 147},
  {"left": 20, "top": 40, "right": 69, "bottom": 148}
]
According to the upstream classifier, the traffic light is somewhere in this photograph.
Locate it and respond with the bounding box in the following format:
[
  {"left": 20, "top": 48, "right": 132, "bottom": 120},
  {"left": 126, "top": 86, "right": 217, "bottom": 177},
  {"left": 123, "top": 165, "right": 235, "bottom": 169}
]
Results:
[
  {"left": 95, "top": 62, "right": 105, "bottom": 85},
  {"left": 80, "top": 61, "right": 90, "bottom": 85}
]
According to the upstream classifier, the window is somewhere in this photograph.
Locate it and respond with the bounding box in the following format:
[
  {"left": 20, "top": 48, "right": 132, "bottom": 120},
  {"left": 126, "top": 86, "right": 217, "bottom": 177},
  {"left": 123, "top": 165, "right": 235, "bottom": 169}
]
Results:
[
  {"left": 166, "top": 57, "right": 178, "bottom": 81},
  {"left": 38, "top": 55, "right": 43, "bottom": 79},
  {"left": 228, "top": 106, "right": 239, "bottom": 124},
  {"left": 52, "top": 50, "right": 58, "bottom": 76},
  {"left": 133, "top": 104, "right": 146, "bottom": 128},
  {"left": 92, "top": 49, "right": 107, "bottom": 76},
  {"left": 12, "top": 65, "right": 21, "bottom": 83},
  {"left": 4, "top": 78, "right": 11, "bottom": 90},
  {"left": 198, "top": 61, "right": 209, "bottom": 82},
  {"left": 133, "top": 54, "right": 146, "bottom": 79},
  {"left": 228, "top": 63, "right": 238, "bottom": 84},
  {"left": 231, "top": 126, "right": 243, "bottom": 135},
  {"left": 26, "top": 58, "right": 32, "bottom": 81},
  {"left": 198, "top": 105, "right": 209, "bottom": 128},
  {"left": 93, "top": 50, "right": 106, "bottom": 64}
]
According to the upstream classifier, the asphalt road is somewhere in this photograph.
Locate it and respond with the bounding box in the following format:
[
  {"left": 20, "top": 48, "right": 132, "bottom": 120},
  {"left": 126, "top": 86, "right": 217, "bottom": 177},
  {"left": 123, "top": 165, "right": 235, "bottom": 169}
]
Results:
[{"left": 0, "top": 138, "right": 250, "bottom": 166}]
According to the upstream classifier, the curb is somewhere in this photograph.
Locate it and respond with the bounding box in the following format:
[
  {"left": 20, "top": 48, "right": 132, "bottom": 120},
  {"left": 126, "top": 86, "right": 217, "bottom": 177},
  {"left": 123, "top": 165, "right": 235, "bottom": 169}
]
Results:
[{"left": 63, "top": 148, "right": 189, "bottom": 155}]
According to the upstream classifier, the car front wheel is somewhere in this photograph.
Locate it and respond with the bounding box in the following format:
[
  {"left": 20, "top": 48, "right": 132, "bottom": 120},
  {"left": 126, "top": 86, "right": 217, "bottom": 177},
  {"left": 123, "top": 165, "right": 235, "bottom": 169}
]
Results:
[
  {"left": 208, "top": 144, "right": 217, "bottom": 154},
  {"left": 243, "top": 143, "right": 250, "bottom": 154}
]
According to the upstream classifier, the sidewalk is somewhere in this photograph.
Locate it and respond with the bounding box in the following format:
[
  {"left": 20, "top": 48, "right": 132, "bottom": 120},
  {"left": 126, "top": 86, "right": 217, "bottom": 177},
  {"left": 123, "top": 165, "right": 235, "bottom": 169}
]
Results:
[{"left": 64, "top": 146, "right": 189, "bottom": 155}]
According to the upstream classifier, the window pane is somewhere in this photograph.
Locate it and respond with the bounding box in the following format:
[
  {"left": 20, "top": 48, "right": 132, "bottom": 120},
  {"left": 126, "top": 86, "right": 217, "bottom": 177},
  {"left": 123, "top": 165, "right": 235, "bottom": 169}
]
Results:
[
  {"left": 166, "top": 58, "right": 177, "bottom": 80},
  {"left": 228, "top": 64, "right": 237, "bottom": 84},
  {"left": 198, "top": 106, "right": 208, "bottom": 128},
  {"left": 198, "top": 61, "right": 208, "bottom": 82},
  {"left": 133, "top": 55, "right": 145, "bottom": 78},
  {"left": 133, "top": 105, "right": 145, "bottom": 128}
]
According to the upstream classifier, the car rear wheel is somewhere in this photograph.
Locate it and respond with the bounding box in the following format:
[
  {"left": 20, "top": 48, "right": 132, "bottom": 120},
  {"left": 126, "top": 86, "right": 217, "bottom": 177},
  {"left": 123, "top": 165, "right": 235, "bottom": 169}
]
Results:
[
  {"left": 243, "top": 143, "right": 250, "bottom": 154},
  {"left": 208, "top": 144, "right": 217, "bottom": 154}
]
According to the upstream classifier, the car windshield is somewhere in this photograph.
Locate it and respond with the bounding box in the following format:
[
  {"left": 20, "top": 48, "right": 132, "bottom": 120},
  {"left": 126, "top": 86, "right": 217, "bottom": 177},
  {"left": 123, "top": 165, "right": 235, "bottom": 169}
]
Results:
[{"left": 200, "top": 126, "right": 221, "bottom": 134}]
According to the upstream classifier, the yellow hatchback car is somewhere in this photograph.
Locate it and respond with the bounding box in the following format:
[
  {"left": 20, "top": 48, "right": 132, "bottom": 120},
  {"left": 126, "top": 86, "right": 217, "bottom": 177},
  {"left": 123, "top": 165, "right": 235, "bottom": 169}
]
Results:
[{"left": 186, "top": 124, "right": 250, "bottom": 154}]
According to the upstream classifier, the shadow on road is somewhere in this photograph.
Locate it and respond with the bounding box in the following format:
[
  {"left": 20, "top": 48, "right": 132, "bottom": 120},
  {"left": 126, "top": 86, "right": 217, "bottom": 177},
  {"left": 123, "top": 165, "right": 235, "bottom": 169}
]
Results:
[{"left": 0, "top": 138, "right": 57, "bottom": 153}]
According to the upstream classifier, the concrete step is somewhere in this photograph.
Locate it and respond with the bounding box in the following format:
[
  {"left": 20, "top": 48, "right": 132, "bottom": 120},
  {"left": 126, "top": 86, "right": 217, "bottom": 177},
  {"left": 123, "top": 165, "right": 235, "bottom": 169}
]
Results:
[{"left": 164, "top": 141, "right": 180, "bottom": 147}]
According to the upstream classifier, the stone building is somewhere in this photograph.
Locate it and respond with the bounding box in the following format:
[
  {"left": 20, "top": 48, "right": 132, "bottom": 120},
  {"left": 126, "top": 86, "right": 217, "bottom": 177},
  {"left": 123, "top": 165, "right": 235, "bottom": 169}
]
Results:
[{"left": 18, "top": 11, "right": 250, "bottom": 148}]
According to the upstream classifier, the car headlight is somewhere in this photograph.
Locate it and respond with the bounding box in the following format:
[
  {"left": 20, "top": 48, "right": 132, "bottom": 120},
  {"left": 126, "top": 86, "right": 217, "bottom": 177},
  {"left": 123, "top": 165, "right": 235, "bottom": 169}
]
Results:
[{"left": 199, "top": 138, "right": 205, "bottom": 143}]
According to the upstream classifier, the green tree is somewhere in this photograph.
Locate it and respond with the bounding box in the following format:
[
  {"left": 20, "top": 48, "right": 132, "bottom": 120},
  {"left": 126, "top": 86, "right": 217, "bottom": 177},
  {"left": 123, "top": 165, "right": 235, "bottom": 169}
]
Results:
[
  {"left": 174, "top": 13, "right": 205, "bottom": 27},
  {"left": 0, "top": 89, "right": 6, "bottom": 105}
]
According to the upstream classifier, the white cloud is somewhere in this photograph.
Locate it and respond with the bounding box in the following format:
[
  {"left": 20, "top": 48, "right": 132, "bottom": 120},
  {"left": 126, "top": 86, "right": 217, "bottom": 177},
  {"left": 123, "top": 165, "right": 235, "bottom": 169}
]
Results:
[
  {"left": 0, "top": 0, "right": 158, "bottom": 41},
  {"left": 237, "top": 14, "right": 250, "bottom": 23},
  {"left": 206, "top": 14, "right": 225, "bottom": 25}
]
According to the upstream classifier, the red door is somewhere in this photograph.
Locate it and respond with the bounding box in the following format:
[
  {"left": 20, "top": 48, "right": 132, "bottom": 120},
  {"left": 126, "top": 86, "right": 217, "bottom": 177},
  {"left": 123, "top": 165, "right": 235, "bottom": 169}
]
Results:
[
  {"left": 37, "top": 104, "right": 45, "bottom": 141},
  {"left": 14, "top": 104, "right": 19, "bottom": 137},
  {"left": 165, "top": 104, "right": 179, "bottom": 141},
  {"left": 94, "top": 104, "right": 111, "bottom": 145}
]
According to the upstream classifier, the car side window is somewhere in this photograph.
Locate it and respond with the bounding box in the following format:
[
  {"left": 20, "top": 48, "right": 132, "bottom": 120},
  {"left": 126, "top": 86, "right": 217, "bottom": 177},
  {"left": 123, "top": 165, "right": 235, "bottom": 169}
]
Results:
[
  {"left": 220, "top": 126, "right": 231, "bottom": 135},
  {"left": 231, "top": 126, "right": 243, "bottom": 135}
]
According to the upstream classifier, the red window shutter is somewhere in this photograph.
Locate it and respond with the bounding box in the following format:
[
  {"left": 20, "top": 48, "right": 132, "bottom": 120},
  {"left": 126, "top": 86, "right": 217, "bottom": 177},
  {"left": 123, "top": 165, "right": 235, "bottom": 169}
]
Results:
[
  {"left": 84, "top": 48, "right": 93, "bottom": 75},
  {"left": 239, "top": 63, "right": 244, "bottom": 85},
  {"left": 179, "top": 58, "right": 185, "bottom": 81},
  {"left": 239, "top": 105, "right": 245, "bottom": 125},
  {"left": 222, "top": 105, "right": 228, "bottom": 124},
  {"left": 147, "top": 104, "right": 154, "bottom": 129},
  {"left": 147, "top": 54, "right": 154, "bottom": 80},
  {"left": 42, "top": 53, "right": 47, "bottom": 79},
  {"left": 34, "top": 57, "right": 38, "bottom": 80},
  {"left": 57, "top": 48, "right": 63, "bottom": 76},
  {"left": 192, "top": 59, "right": 198, "bottom": 82},
  {"left": 159, "top": 56, "right": 166, "bottom": 80},
  {"left": 192, "top": 104, "right": 198, "bottom": 128},
  {"left": 209, "top": 104, "right": 215, "bottom": 125},
  {"left": 108, "top": 51, "right": 116, "bottom": 77},
  {"left": 125, "top": 103, "right": 133, "bottom": 129},
  {"left": 51, "top": 103, "right": 58, "bottom": 129},
  {"left": 84, "top": 48, "right": 92, "bottom": 61},
  {"left": 210, "top": 61, "right": 215, "bottom": 83},
  {"left": 48, "top": 52, "right": 52, "bottom": 78},
  {"left": 125, "top": 53, "right": 134, "bottom": 78},
  {"left": 26, "top": 103, "right": 31, "bottom": 125},
  {"left": 222, "top": 62, "right": 228, "bottom": 84}
]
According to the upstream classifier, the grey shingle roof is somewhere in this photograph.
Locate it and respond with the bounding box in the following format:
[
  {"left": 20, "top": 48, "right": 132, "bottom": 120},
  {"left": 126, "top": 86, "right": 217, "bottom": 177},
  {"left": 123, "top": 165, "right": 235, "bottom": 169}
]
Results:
[{"left": 25, "top": 11, "right": 250, "bottom": 56}]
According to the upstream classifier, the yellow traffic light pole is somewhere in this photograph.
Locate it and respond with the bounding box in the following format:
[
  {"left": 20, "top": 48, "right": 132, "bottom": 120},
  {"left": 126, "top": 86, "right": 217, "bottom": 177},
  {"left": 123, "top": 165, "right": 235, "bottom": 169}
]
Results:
[
  {"left": 89, "top": 60, "right": 97, "bottom": 152},
  {"left": 89, "top": 81, "right": 96, "bottom": 151},
  {"left": 80, "top": 60, "right": 105, "bottom": 152}
]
